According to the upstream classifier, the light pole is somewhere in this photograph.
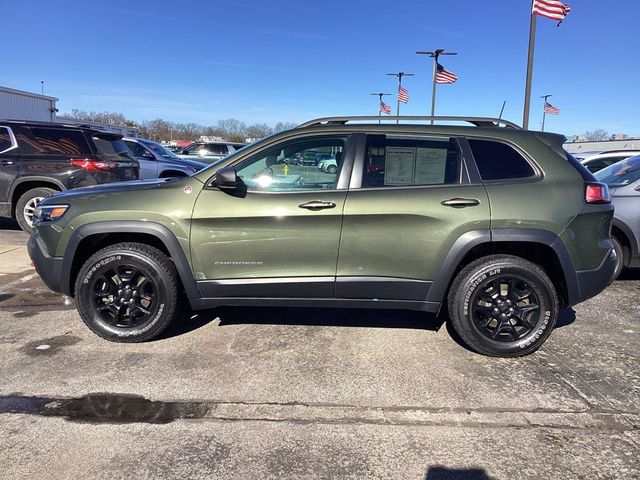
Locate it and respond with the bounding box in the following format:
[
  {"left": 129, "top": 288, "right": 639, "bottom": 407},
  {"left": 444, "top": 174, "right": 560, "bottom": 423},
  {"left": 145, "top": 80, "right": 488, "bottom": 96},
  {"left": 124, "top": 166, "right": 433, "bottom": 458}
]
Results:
[
  {"left": 540, "top": 94, "right": 551, "bottom": 132},
  {"left": 40, "top": 80, "right": 44, "bottom": 95},
  {"left": 386, "top": 72, "right": 414, "bottom": 123},
  {"left": 370, "top": 92, "right": 392, "bottom": 123},
  {"left": 416, "top": 48, "right": 457, "bottom": 124}
]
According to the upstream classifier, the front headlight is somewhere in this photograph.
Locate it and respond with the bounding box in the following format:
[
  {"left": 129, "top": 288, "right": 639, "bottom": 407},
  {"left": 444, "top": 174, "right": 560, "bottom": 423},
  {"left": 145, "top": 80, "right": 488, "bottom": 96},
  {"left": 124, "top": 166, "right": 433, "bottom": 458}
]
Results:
[{"left": 33, "top": 204, "right": 69, "bottom": 225}]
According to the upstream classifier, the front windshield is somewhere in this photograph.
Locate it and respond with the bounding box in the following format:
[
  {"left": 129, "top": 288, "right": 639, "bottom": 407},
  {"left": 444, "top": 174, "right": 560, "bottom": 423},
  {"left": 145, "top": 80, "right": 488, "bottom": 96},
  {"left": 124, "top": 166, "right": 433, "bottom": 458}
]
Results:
[
  {"left": 595, "top": 155, "right": 640, "bottom": 186},
  {"left": 144, "top": 141, "right": 180, "bottom": 160}
]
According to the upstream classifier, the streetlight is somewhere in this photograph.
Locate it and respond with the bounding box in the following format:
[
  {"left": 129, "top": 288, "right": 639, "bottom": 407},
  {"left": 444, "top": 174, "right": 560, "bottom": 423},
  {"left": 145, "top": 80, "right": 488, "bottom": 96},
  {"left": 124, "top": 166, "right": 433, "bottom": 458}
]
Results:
[
  {"left": 416, "top": 49, "right": 457, "bottom": 124},
  {"left": 540, "top": 94, "right": 551, "bottom": 132},
  {"left": 386, "top": 72, "right": 414, "bottom": 123},
  {"left": 370, "top": 92, "right": 392, "bottom": 123}
]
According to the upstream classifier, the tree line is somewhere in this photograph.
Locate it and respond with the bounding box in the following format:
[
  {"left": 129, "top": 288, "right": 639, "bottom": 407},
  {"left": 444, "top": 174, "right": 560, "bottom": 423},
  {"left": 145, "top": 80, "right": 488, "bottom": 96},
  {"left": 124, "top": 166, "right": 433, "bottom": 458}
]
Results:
[{"left": 62, "top": 109, "right": 297, "bottom": 143}]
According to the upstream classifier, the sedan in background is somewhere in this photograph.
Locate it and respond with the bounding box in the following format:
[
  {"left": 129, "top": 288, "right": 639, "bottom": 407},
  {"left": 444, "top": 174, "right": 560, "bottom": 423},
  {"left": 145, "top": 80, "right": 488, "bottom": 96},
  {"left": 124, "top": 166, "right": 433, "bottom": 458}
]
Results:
[
  {"left": 177, "top": 141, "right": 246, "bottom": 164},
  {"left": 123, "top": 138, "right": 206, "bottom": 179},
  {"left": 580, "top": 150, "right": 640, "bottom": 173},
  {"left": 595, "top": 155, "right": 640, "bottom": 278}
]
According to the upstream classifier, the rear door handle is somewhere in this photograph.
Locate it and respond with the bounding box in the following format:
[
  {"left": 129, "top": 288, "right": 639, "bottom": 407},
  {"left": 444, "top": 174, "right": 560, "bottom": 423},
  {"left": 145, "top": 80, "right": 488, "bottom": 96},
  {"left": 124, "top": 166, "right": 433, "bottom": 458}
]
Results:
[
  {"left": 299, "top": 201, "right": 336, "bottom": 210},
  {"left": 441, "top": 198, "right": 480, "bottom": 208},
  {"left": 1, "top": 160, "right": 14, "bottom": 166}
]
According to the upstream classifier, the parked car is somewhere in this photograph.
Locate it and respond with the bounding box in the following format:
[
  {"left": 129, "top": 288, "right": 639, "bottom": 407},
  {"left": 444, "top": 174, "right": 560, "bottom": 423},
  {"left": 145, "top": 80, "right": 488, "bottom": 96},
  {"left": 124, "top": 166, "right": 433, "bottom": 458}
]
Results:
[
  {"left": 29, "top": 115, "right": 616, "bottom": 357},
  {"left": 594, "top": 155, "right": 640, "bottom": 279},
  {"left": 0, "top": 121, "right": 138, "bottom": 232},
  {"left": 123, "top": 138, "right": 206, "bottom": 179},
  {"left": 177, "top": 142, "right": 245, "bottom": 164},
  {"left": 580, "top": 150, "right": 640, "bottom": 173},
  {"left": 317, "top": 156, "right": 338, "bottom": 174}
]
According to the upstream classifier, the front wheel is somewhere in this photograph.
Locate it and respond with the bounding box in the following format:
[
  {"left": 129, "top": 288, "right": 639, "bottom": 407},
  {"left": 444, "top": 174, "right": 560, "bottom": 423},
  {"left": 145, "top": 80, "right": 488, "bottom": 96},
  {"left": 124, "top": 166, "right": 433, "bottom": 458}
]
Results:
[
  {"left": 447, "top": 255, "right": 559, "bottom": 357},
  {"left": 74, "top": 243, "right": 180, "bottom": 342}
]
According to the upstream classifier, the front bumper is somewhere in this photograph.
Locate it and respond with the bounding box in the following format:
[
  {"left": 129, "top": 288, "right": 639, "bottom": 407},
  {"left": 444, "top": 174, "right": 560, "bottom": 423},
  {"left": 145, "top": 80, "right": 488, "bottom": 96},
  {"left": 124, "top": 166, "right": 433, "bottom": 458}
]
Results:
[
  {"left": 571, "top": 247, "right": 618, "bottom": 306},
  {"left": 27, "top": 232, "right": 65, "bottom": 294}
]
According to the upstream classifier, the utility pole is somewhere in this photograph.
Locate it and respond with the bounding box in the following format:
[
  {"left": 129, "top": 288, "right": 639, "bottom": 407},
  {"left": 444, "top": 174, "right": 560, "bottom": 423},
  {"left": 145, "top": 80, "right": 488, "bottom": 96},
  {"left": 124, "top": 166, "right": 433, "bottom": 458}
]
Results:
[
  {"left": 386, "top": 72, "right": 414, "bottom": 123},
  {"left": 540, "top": 94, "right": 551, "bottom": 132},
  {"left": 416, "top": 49, "right": 457, "bottom": 124},
  {"left": 370, "top": 92, "right": 392, "bottom": 123},
  {"left": 523, "top": 3, "right": 537, "bottom": 129}
]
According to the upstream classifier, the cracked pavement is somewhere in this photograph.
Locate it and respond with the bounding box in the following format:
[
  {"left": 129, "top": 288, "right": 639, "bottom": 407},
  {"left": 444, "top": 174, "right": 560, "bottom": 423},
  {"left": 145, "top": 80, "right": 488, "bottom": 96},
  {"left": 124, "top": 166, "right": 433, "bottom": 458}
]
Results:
[{"left": 0, "top": 219, "right": 639, "bottom": 479}]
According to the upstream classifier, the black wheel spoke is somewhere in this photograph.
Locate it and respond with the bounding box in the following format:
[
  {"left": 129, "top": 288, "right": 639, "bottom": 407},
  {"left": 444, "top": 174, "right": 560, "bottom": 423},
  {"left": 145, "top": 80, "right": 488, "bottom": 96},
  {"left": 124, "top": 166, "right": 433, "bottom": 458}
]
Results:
[
  {"left": 90, "top": 261, "right": 157, "bottom": 328},
  {"left": 470, "top": 274, "right": 541, "bottom": 343}
]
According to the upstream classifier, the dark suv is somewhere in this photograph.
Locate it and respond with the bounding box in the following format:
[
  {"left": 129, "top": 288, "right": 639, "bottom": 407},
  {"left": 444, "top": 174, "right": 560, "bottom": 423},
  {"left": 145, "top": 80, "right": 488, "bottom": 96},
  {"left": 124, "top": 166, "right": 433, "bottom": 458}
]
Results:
[
  {"left": 0, "top": 121, "right": 139, "bottom": 232},
  {"left": 28, "top": 116, "right": 617, "bottom": 357}
]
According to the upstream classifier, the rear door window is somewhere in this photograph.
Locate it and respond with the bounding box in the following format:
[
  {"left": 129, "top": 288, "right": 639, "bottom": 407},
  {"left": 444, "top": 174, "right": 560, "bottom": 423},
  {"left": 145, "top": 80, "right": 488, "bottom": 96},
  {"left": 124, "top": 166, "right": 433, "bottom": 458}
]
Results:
[
  {"left": 28, "top": 128, "right": 92, "bottom": 156},
  {"left": 468, "top": 139, "right": 535, "bottom": 181},
  {"left": 361, "top": 135, "right": 461, "bottom": 188},
  {"left": 206, "top": 144, "right": 228, "bottom": 155},
  {"left": 90, "top": 136, "right": 131, "bottom": 160},
  {"left": 124, "top": 140, "right": 148, "bottom": 157}
]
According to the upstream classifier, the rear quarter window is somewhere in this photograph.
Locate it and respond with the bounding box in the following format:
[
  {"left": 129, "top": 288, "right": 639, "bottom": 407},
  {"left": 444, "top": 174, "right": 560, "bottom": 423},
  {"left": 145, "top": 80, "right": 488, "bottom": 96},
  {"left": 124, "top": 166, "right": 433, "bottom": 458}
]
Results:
[{"left": 468, "top": 139, "right": 535, "bottom": 181}]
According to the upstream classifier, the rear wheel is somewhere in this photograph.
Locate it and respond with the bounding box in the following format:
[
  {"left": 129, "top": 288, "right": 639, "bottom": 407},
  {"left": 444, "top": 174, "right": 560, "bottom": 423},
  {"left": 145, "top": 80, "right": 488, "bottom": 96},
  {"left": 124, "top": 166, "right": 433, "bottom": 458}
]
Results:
[
  {"left": 448, "top": 255, "right": 559, "bottom": 357},
  {"left": 74, "top": 243, "right": 179, "bottom": 342},
  {"left": 326, "top": 164, "right": 337, "bottom": 174},
  {"left": 15, "top": 187, "right": 56, "bottom": 233},
  {"left": 612, "top": 236, "right": 626, "bottom": 280}
]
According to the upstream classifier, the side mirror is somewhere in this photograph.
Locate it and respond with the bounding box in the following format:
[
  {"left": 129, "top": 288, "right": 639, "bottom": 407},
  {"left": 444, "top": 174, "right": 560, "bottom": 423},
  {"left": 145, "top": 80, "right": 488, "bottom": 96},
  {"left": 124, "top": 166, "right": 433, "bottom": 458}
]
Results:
[
  {"left": 213, "top": 166, "right": 238, "bottom": 189},
  {"left": 182, "top": 149, "right": 189, "bottom": 155},
  {"left": 142, "top": 151, "right": 154, "bottom": 159}
]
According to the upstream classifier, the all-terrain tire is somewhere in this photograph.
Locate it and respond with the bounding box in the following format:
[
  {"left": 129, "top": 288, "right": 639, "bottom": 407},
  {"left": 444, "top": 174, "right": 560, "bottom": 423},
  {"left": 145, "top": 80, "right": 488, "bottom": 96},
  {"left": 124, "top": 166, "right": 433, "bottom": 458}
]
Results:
[
  {"left": 74, "top": 242, "right": 179, "bottom": 342},
  {"left": 15, "top": 187, "right": 56, "bottom": 233},
  {"left": 447, "top": 255, "right": 559, "bottom": 357}
]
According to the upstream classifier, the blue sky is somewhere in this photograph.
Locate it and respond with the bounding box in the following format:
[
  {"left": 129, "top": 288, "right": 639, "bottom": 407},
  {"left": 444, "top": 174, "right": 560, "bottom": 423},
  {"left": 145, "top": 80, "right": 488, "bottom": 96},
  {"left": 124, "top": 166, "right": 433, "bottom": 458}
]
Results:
[{"left": 1, "top": 0, "right": 638, "bottom": 136}]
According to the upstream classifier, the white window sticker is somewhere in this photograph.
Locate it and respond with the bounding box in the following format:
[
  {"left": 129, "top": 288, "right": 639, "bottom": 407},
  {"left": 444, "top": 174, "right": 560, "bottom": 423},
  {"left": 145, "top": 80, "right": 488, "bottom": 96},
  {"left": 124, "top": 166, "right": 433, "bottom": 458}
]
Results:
[
  {"left": 414, "top": 147, "right": 447, "bottom": 185},
  {"left": 384, "top": 147, "right": 416, "bottom": 185}
]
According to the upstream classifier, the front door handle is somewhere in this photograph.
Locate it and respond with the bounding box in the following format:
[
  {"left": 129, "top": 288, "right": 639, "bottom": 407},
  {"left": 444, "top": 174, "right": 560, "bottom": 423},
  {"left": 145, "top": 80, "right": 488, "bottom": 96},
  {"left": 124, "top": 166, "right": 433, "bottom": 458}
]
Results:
[
  {"left": 441, "top": 198, "right": 480, "bottom": 208},
  {"left": 1, "top": 160, "right": 14, "bottom": 166},
  {"left": 299, "top": 201, "right": 336, "bottom": 211}
]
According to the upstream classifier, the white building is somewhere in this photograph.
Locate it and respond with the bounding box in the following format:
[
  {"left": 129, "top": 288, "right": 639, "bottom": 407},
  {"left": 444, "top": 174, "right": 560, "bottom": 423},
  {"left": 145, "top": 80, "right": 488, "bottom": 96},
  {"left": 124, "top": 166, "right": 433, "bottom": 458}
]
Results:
[{"left": 0, "top": 86, "right": 58, "bottom": 122}]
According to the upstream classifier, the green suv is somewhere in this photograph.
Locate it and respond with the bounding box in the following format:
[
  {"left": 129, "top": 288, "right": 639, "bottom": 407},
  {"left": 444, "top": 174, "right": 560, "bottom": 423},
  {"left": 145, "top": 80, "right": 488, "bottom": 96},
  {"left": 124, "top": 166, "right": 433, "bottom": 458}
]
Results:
[{"left": 28, "top": 116, "right": 617, "bottom": 356}]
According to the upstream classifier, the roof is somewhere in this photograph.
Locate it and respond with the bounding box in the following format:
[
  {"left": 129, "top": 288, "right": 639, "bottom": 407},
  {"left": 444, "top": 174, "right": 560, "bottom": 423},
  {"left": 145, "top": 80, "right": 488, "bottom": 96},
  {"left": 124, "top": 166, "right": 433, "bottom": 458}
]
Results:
[{"left": 0, "top": 85, "right": 58, "bottom": 102}]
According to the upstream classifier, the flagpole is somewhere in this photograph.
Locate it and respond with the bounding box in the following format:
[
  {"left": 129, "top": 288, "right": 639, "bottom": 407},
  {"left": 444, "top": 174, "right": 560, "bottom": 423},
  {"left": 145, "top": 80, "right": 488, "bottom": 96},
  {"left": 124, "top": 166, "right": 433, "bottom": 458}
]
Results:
[
  {"left": 523, "top": 2, "right": 537, "bottom": 129},
  {"left": 540, "top": 94, "right": 551, "bottom": 132},
  {"left": 396, "top": 74, "right": 402, "bottom": 123},
  {"left": 430, "top": 52, "right": 439, "bottom": 125}
]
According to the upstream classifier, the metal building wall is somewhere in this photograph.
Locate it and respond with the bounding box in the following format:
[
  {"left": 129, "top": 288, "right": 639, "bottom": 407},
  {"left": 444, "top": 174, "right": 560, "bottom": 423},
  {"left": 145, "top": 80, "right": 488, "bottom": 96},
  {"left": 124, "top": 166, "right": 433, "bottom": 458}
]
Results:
[{"left": 0, "top": 86, "right": 58, "bottom": 122}]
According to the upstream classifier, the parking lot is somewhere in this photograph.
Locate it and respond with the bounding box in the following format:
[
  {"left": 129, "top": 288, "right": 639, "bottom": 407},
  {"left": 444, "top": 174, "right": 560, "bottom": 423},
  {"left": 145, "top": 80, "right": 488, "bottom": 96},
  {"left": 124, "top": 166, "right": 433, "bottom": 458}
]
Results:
[{"left": 0, "top": 218, "right": 638, "bottom": 479}]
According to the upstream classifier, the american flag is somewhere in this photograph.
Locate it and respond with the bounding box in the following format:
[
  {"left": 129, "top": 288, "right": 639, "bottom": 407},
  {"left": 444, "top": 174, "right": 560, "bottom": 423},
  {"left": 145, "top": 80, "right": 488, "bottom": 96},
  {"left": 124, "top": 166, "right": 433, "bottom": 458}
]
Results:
[
  {"left": 398, "top": 85, "right": 409, "bottom": 103},
  {"left": 435, "top": 63, "right": 458, "bottom": 84},
  {"left": 379, "top": 101, "right": 392, "bottom": 114},
  {"left": 532, "top": 0, "right": 571, "bottom": 25},
  {"left": 544, "top": 101, "right": 560, "bottom": 115}
]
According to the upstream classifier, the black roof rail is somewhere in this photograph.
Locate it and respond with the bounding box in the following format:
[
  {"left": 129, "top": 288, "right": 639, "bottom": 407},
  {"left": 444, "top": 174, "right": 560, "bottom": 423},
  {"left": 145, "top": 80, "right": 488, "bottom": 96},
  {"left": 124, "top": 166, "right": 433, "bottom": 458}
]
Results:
[{"left": 297, "top": 116, "right": 522, "bottom": 130}]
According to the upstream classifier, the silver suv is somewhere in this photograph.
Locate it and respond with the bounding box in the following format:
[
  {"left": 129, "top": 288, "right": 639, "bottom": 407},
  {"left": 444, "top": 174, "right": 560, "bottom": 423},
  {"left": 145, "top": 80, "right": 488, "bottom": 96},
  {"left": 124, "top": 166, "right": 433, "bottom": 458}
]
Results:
[{"left": 177, "top": 141, "right": 246, "bottom": 164}]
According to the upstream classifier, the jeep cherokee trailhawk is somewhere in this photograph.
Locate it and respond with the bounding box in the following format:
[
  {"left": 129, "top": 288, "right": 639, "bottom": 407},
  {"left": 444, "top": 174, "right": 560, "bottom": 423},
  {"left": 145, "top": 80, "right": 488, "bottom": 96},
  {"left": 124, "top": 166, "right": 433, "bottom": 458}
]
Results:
[{"left": 28, "top": 116, "right": 617, "bottom": 356}]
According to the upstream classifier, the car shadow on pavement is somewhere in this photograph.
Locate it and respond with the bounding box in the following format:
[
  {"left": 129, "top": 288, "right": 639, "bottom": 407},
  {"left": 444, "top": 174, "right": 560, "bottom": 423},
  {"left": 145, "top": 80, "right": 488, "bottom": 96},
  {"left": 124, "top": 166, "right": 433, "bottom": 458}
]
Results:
[
  {"left": 158, "top": 306, "right": 445, "bottom": 340},
  {"left": 424, "top": 466, "right": 493, "bottom": 480},
  {"left": 618, "top": 269, "right": 640, "bottom": 281}
]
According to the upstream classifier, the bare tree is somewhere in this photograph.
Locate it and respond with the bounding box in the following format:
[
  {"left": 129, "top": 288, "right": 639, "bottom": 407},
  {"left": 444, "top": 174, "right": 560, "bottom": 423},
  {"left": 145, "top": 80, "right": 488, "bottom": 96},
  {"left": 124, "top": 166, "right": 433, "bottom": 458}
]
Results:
[
  {"left": 273, "top": 121, "right": 297, "bottom": 133},
  {"left": 245, "top": 123, "right": 273, "bottom": 139},
  {"left": 583, "top": 129, "right": 609, "bottom": 141}
]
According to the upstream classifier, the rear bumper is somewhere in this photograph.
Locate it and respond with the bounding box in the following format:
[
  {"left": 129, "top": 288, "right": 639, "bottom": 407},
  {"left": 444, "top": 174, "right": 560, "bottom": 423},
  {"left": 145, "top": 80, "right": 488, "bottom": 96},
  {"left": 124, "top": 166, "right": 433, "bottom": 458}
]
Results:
[
  {"left": 27, "top": 232, "right": 66, "bottom": 294},
  {"left": 570, "top": 247, "right": 617, "bottom": 306}
]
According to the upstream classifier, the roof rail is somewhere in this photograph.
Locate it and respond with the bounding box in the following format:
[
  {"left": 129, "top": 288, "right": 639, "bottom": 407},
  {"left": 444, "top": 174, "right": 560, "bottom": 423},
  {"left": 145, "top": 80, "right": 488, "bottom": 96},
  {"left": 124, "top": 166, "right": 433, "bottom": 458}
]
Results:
[{"left": 297, "top": 116, "right": 522, "bottom": 130}]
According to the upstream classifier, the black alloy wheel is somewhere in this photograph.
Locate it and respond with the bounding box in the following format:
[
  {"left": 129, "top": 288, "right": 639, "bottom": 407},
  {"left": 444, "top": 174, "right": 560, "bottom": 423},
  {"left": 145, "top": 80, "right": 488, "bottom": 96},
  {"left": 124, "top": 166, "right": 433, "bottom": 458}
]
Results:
[
  {"left": 448, "top": 255, "right": 559, "bottom": 357},
  {"left": 75, "top": 243, "right": 179, "bottom": 342},
  {"left": 470, "top": 276, "right": 540, "bottom": 342},
  {"left": 92, "top": 263, "right": 158, "bottom": 328}
]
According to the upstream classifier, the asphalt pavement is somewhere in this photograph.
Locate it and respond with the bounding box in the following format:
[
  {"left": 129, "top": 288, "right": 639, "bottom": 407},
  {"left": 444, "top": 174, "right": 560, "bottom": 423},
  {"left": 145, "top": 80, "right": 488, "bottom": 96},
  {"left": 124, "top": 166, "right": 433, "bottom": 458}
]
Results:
[{"left": 0, "top": 220, "right": 638, "bottom": 479}]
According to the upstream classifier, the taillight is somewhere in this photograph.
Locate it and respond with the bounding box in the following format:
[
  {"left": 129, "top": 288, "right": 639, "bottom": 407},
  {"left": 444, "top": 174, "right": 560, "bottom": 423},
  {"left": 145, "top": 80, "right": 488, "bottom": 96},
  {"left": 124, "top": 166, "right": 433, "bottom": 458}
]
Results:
[
  {"left": 70, "top": 158, "right": 117, "bottom": 172},
  {"left": 585, "top": 183, "right": 611, "bottom": 204}
]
